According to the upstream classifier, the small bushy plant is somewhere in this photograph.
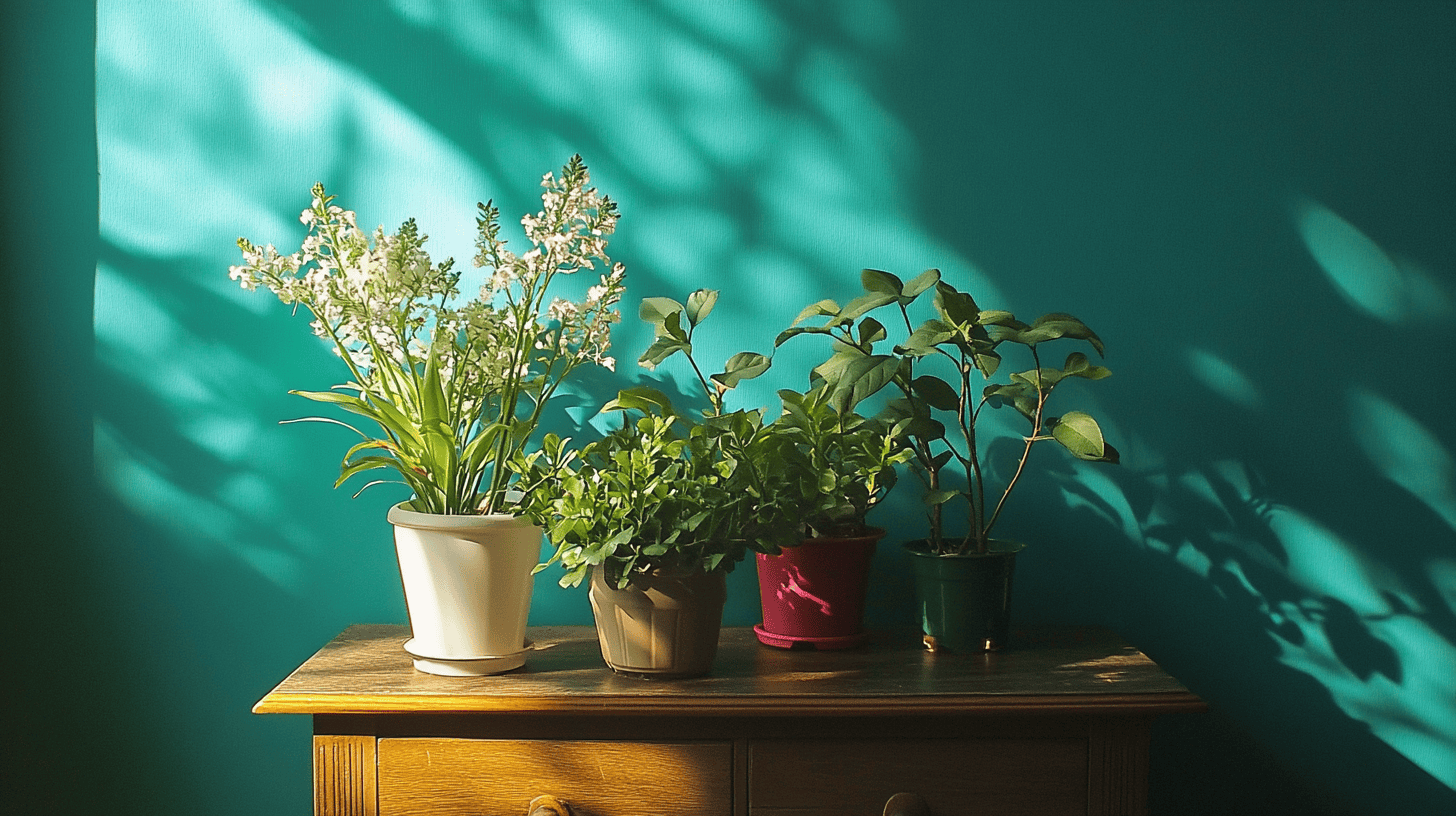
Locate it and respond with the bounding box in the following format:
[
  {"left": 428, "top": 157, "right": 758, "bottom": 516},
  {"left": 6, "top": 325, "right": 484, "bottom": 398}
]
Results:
[{"left": 514, "top": 290, "right": 800, "bottom": 588}]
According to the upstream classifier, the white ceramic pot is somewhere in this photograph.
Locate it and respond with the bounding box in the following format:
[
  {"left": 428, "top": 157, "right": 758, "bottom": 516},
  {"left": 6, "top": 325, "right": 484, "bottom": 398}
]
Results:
[{"left": 387, "top": 503, "right": 541, "bottom": 676}]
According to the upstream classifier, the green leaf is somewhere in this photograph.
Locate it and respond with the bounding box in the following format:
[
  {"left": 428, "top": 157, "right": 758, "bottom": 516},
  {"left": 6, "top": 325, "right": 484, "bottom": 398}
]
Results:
[
  {"left": 638, "top": 335, "right": 691, "bottom": 367},
  {"left": 829, "top": 354, "right": 900, "bottom": 412},
  {"left": 420, "top": 346, "right": 447, "bottom": 428},
  {"left": 290, "top": 388, "right": 371, "bottom": 409},
  {"left": 810, "top": 348, "right": 863, "bottom": 388},
  {"left": 342, "top": 438, "right": 395, "bottom": 462},
  {"left": 984, "top": 382, "right": 1038, "bottom": 420},
  {"left": 911, "top": 375, "right": 960, "bottom": 411},
  {"left": 348, "top": 479, "right": 403, "bottom": 500},
  {"left": 817, "top": 469, "right": 839, "bottom": 494},
  {"left": 712, "top": 351, "right": 771, "bottom": 389},
  {"left": 367, "top": 394, "right": 428, "bottom": 449},
  {"left": 905, "top": 414, "right": 946, "bottom": 442},
  {"left": 1063, "top": 352, "right": 1112, "bottom": 380},
  {"left": 685, "top": 289, "right": 719, "bottom": 327},
  {"left": 461, "top": 422, "right": 506, "bottom": 473},
  {"left": 899, "top": 319, "right": 954, "bottom": 355},
  {"left": 296, "top": 386, "right": 424, "bottom": 455},
  {"left": 1011, "top": 367, "right": 1066, "bottom": 391},
  {"left": 839, "top": 290, "right": 897, "bottom": 322},
  {"left": 972, "top": 350, "right": 1002, "bottom": 379},
  {"left": 774, "top": 324, "right": 832, "bottom": 347},
  {"left": 1018, "top": 313, "right": 1105, "bottom": 355},
  {"left": 278, "top": 415, "right": 369, "bottom": 438},
  {"left": 333, "top": 455, "right": 400, "bottom": 489},
  {"left": 977, "top": 309, "right": 1026, "bottom": 329},
  {"left": 857, "top": 316, "right": 887, "bottom": 347},
  {"left": 660, "top": 309, "right": 690, "bottom": 342},
  {"left": 925, "top": 489, "right": 959, "bottom": 506},
  {"left": 639, "top": 296, "right": 684, "bottom": 326},
  {"left": 861, "top": 268, "right": 904, "bottom": 298},
  {"left": 601, "top": 386, "right": 681, "bottom": 419},
  {"left": 791, "top": 299, "right": 840, "bottom": 327},
  {"left": 1050, "top": 411, "right": 1106, "bottom": 459},
  {"left": 933, "top": 281, "right": 981, "bottom": 325},
  {"left": 902, "top": 268, "right": 940, "bottom": 300}
]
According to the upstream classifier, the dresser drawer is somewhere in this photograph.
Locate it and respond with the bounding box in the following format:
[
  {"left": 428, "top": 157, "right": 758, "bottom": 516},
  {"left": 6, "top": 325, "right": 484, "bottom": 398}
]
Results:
[
  {"left": 378, "top": 738, "right": 733, "bottom": 815},
  {"left": 749, "top": 738, "right": 1087, "bottom": 815}
]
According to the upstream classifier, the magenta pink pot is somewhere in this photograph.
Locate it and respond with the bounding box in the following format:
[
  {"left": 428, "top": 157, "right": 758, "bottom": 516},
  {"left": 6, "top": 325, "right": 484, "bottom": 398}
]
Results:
[{"left": 754, "top": 527, "right": 884, "bottom": 650}]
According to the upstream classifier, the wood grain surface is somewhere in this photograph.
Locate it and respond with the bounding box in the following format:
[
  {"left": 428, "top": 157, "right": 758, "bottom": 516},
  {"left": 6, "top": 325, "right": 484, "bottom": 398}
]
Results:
[
  {"left": 377, "top": 738, "right": 731, "bottom": 816},
  {"left": 254, "top": 626, "right": 1205, "bottom": 718},
  {"left": 314, "top": 735, "right": 377, "bottom": 816}
]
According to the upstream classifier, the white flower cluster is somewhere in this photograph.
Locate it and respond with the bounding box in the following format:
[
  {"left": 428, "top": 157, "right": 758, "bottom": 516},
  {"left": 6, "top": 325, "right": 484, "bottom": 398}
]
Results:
[
  {"left": 233, "top": 200, "right": 460, "bottom": 376},
  {"left": 473, "top": 159, "right": 627, "bottom": 377},
  {"left": 228, "top": 156, "right": 627, "bottom": 512}
]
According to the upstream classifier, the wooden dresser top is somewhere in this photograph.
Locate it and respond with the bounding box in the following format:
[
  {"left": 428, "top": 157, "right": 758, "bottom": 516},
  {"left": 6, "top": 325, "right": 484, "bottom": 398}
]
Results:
[{"left": 255, "top": 625, "right": 1204, "bottom": 717}]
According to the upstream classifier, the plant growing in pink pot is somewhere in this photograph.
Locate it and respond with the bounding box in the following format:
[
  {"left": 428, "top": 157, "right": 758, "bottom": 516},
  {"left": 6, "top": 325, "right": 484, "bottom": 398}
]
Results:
[{"left": 753, "top": 384, "right": 912, "bottom": 649}]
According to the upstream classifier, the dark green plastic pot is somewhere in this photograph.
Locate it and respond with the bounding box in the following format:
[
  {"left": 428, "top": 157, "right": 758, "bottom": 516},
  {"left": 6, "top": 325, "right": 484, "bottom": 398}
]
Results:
[{"left": 905, "top": 539, "right": 1025, "bottom": 652}]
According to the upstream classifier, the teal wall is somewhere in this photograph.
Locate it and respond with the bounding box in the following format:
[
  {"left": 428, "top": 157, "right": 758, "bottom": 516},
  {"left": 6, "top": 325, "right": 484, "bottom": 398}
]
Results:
[{"left": 4, "top": 1, "right": 1453, "bottom": 812}]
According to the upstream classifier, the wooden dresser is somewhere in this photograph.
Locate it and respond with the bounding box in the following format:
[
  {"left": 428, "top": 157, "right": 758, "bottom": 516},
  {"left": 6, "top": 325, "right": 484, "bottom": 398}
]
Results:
[{"left": 254, "top": 625, "right": 1203, "bottom": 816}]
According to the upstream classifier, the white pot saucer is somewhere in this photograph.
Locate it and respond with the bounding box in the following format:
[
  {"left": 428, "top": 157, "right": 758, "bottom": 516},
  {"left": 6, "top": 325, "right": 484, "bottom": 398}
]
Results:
[{"left": 403, "top": 638, "right": 533, "bottom": 677}]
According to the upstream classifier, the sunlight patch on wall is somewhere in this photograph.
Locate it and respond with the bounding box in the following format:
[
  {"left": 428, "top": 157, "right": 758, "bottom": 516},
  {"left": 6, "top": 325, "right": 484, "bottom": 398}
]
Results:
[
  {"left": 655, "top": 0, "right": 792, "bottom": 72},
  {"left": 1272, "top": 599, "right": 1456, "bottom": 789},
  {"left": 1293, "top": 197, "right": 1454, "bottom": 324},
  {"left": 1186, "top": 348, "right": 1263, "bottom": 410},
  {"left": 1349, "top": 389, "right": 1456, "bottom": 532},
  {"left": 94, "top": 418, "right": 307, "bottom": 591},
  {"left": 1266, "top": 507, "right": 1416, "bottom": 616},
  {"left": 94, "top": 262, "right": 323, "bottom": 591},
  {"left": 98, "top": 0, "right": 507, "bottom": 594}
]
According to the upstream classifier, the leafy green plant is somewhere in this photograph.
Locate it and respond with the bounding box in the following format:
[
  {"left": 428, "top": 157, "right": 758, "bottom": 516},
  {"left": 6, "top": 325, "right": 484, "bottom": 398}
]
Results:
[
  {"left": 514, "top": 289, "right": 800, "bottom": 588},
  {"left": 778, "top": 268, "right": 1118, "bottom": 555},
  {"left": 772, "top": 385, "right": 912, "bottom": 538},
  {"left": 228, "top": 156, "right": 626, "bottom": 515}
]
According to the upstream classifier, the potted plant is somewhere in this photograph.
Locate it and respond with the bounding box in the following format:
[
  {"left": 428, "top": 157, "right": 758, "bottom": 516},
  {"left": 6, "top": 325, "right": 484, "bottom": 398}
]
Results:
[
  {"left": 777, "top": 268, "right": 1118, "bottom": 651},
  {"left": 228, "top": 155, "right": 627, "bottom": 675},
  {"left": 514, "top": 290, "right": 799, "bottom": 677},
  {"left": 752, "top": 384, "right": 912, "bottom": 649}
]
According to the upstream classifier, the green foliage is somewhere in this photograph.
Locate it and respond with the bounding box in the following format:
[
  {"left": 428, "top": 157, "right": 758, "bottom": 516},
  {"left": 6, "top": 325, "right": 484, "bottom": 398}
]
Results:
[
  {"left": 778, "top": 268, "right": 1119, "bottom": 554},
  {"left": 513, "top": 291, "right": 800, "bottom": 588},
  {"left": 771, "top": 385, "right": 914, "bottom": 538}
]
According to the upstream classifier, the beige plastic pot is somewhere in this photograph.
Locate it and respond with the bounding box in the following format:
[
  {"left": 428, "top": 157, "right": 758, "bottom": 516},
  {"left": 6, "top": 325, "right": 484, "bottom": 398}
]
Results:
[
  {"left": 588, "top": 566, "right": 727, "bottom": 679},
  {"left": 388, "top": 503, "right": 541, "bottom": 676}
]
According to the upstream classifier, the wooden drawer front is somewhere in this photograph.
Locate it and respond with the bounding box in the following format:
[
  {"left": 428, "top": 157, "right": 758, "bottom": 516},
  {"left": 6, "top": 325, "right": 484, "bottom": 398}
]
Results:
[
  {"left": 378, "top": 738, "right": 733, "bottom": 816},
  {"left": 750, "top": 739, "right": 1087, "bottom": 816}
]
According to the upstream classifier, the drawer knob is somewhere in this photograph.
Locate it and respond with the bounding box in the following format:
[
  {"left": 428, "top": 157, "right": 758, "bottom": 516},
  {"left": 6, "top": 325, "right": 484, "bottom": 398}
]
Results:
[
  {"left": 883, "top": 792, "right": 930, "bottom": 816},
  {"left": 527, "top": 795, "right": 573, "bottom": 816}
]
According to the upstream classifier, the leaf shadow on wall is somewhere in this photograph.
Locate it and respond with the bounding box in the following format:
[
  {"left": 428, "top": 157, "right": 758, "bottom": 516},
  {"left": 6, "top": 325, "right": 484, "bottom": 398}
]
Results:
[{"left": 876, "top": 3, "right": 1456, "bottom": 812}]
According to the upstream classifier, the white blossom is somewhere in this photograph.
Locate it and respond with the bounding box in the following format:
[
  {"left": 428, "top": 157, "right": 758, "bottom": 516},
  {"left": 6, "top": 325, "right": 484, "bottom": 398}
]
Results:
[{"left": 231, "top": 157, "right": 627, "bottom": 514}]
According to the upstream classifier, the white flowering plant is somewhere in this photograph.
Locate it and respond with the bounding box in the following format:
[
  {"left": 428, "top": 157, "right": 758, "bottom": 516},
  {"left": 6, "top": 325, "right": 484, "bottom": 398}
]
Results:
[{"left": 229, "top": 155, "right": 626, "bottom": 516}]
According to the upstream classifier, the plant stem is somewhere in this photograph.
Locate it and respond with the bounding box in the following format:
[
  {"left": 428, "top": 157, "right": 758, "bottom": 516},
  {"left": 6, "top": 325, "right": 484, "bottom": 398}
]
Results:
[
  {"left": 983, "top": 346, "right": 1047, "bottom": 541},
  {"left": 960, "top": 351, "right": 986, "bottom": 555}
]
